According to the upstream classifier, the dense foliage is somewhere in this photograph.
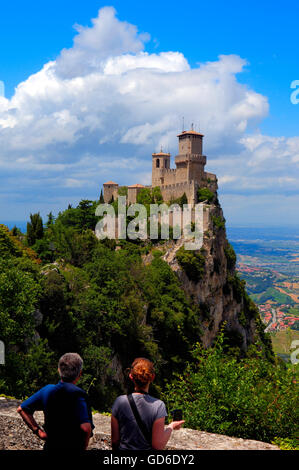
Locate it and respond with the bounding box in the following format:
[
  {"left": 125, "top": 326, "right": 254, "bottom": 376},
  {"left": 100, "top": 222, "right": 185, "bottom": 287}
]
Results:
[
  {"left": 197, "top": 187, "right": 214, "bottom": 203},
  {"left": 0, "top": 206, "right": 203, "bottom": 407},
  {"left": 176, "top": 246, "right": 205, "bottom": 281},
  {"left": 0, "top": 199, "right": 297, "bottom": 446},
  {"left": 163, "top": 330, "right": 298, "bottom": 444}
]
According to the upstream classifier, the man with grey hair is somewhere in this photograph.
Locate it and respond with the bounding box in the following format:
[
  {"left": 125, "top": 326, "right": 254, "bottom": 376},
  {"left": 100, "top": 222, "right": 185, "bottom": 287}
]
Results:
[{"left": 17, "top": 353, "right": 94, "bottom": 451}]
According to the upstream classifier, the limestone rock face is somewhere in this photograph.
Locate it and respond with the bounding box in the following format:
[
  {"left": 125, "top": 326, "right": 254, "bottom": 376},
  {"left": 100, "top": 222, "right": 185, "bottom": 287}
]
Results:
[{"left": 162, "top": 202, "right": 263, "bottom": 352}]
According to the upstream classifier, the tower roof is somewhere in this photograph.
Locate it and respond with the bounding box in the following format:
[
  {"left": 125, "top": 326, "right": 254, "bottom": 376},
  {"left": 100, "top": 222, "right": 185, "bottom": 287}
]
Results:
[
  {"left": 177, "top": 130, "right": 204, "bottom": 137},
  {"left": 128, "top": 184, "right": 145, "bottom": 188},
  {"left": 152, "top": 152, "right": 170, "bottom": 156},
  {"left": 103, "top": 181, "right": 118, "bottom": 185}
]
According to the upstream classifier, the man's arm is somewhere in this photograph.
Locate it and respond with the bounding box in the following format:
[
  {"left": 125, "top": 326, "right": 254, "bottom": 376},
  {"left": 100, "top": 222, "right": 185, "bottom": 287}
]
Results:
[
  {"left": 17, "top": 406, "right": 47, "bottom": 440},
  {"left": 80, "top": 422, "right": 92, "bottom": 450}
]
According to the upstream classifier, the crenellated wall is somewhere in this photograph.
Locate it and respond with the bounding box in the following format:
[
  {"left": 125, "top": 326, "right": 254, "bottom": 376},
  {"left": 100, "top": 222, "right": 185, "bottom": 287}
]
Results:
[
  {"left": 160, "top": 181, "right": 196, "bottom": 205},
  {"left": 103, "top": 131, "right": 217, "bottom": 206}
]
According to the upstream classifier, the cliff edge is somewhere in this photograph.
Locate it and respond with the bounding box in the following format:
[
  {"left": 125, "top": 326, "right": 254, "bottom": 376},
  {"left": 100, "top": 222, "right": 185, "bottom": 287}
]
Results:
[{"left": 0, "top": 398, "right": 279, "bottom": 450}]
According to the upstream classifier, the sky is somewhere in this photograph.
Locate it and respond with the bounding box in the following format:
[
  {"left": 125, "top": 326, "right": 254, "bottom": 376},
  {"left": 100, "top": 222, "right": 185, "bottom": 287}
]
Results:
[{"left": 0, "top": 0, "right": 298, "bottom": 228}]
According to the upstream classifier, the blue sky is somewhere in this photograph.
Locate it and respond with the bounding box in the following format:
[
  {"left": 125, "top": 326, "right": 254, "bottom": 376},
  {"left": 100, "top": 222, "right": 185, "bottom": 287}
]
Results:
[{"left": 0, "top": 0, "right": 298, "bottom": 227}]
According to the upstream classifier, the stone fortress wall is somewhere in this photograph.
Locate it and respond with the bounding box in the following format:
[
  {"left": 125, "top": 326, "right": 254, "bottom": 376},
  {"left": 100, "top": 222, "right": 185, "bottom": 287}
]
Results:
[{"left": 103, "top": 129, "right": 217, "bottom": 205}]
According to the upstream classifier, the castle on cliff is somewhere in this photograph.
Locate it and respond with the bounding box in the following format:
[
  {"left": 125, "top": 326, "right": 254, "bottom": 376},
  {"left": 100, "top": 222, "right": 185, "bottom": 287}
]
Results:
[{"left": 103, "top": 129, "right": 217, "bottom": 205}]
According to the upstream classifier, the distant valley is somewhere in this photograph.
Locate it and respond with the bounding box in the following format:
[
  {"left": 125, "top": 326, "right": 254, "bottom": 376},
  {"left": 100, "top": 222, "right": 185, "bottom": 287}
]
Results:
[{"left": 228, "top": 226, "right": 299, "bottom": 361}]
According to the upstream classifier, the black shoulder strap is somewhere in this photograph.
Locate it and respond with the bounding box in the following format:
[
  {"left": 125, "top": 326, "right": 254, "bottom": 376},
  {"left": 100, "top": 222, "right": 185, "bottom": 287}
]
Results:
[{"left": 127, "top": 394, "right": 152, "bottom": 445}]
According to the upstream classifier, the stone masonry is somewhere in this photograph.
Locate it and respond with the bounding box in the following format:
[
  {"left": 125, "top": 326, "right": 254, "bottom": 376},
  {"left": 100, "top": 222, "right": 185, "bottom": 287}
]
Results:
[{"left": 103, "top": 130, "right": 217, "bottom": 205}]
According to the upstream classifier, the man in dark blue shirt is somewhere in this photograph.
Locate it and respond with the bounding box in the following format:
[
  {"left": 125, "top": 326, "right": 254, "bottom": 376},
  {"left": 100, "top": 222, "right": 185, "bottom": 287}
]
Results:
[{"left": 17, "top": 353, "right": 94, "bottom": 451}]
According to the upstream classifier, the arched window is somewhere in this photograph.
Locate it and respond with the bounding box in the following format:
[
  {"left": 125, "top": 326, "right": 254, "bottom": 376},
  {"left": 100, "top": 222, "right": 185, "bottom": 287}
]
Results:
[
  {"left": 164, "top": 159, "right": 168, "bottom": 168},
  {"left": 156, "top": 159, "right": 160, "bottom": 168}
]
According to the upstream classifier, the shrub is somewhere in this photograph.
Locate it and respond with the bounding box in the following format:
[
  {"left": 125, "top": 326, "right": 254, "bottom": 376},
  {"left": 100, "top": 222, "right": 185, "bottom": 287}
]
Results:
[
  {"left": 118, "top": 186, "right": 128, "bottom": 196},
  {"left": 197, "top": 188, "right": 214, "bottom": 203},
  {"left": 212, "top": 215, "right": 225, "bottom": 230},
  {"left": 163, "top": 331, "right": 299, "bottom": 443},
  {"left": 176, "top": 247, "right": 205, "bottom": 281},
  {"left": 272, "top": 437, "right": 299, "bottom": 450},
  {"left": 169, "top": 192, "right": 188, "bottom": 208},
  {"left": 228, "top": 273, "right": 246, "bottom": 303},
  {"left": 224, "top": 243, "right": 237, "bottom": 270}
]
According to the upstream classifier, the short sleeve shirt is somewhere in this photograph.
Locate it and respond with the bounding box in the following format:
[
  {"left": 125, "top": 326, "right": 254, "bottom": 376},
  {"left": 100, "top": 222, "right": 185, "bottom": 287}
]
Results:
[
  {"left": 112, "top": 393, "right": 167, "bottom": 450},
  {"left": 21, "top": 381, "right": 94, "bottom": 450}
]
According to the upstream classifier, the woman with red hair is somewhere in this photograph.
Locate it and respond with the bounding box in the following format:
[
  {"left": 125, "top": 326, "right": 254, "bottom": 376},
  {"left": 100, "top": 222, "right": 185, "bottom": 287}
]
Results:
[{"left": 111, "top": 357, "right": 184, "bottom": 450}]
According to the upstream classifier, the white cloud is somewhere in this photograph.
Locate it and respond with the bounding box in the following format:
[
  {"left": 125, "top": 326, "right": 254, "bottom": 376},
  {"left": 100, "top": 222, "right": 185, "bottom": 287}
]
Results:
[
  {"left": 0, "top": 7, "right": 298, "bottom": 225},
  {"left": 55, "top": 6, "right": 150, "bottom": 78},
  {"left": 103, "top": 51, "right": 189, "bottom": 75}
]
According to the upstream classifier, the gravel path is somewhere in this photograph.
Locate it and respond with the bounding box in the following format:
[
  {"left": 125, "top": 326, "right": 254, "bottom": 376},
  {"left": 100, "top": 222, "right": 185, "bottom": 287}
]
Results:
[{"left": 0, "top": 397, "right": 279, "bottom": 451}]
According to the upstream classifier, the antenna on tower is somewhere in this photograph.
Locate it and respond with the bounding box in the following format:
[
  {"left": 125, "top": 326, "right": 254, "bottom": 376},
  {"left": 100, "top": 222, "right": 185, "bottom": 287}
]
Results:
[
  {"left": 191, "top": 122, "right": 194, "bottom": 131},
  {"left": 182, "top": 116, "right": 185, "bottom": 132}
]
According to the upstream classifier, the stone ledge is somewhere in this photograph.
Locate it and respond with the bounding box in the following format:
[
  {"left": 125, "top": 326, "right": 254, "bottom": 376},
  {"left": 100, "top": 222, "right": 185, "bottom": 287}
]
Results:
[{"left": 0, "top": 400, "right": 279, "bottom": 451}]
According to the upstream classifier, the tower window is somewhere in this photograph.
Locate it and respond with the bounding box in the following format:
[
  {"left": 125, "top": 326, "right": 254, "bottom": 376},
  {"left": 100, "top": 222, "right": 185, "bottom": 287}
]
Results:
[
  {"left": 164, "top": 159, "right": 168, "bottom": 168},
  {"left": 156, "top": 159, "right": 160, "bottom": 168}
]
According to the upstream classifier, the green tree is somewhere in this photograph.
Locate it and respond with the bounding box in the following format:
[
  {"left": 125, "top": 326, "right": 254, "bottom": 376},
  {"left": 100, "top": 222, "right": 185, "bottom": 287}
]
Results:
[
  {"left": 0, "top": 257, "right": 55, "bottom": 397},
  {"left": 52, "top": 222, "right": 97, "bottom": 266},
  {"left": 152, "top": 187, "right": 163, "bottom": 204},
  {"left": 137, "top": 188, "right": 153, "bottom": 205},
  {"left": 46, "top": 212, "right": 55, "bottom": 228},
  {"left": 10, "top": 226, "right": 22, "bottom": 237},
  {"left": 27, "top": 213, "right": 44, "bottom": 246},
  {"left": 179, "top": 192, "right": 188, "bottom": 207},
  {"left": 78, "top": 199, "right": 98, "bottom": 231}
]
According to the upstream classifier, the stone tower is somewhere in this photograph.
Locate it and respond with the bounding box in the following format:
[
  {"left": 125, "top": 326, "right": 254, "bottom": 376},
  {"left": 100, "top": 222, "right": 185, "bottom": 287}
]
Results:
[
  {"left": 103, "top": 181, "right": 118, "bottom": 203},
  {"left": 175, "top": 130, "right": 207, "bottom": 183},
  {"left": 152, "top": 151, "right": 171, "bottom": 187}
]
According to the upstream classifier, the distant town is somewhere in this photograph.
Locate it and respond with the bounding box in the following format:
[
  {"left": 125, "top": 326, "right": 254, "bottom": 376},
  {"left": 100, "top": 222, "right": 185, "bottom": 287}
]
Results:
[
  {"left": 227, "top": 227, "right": 299, "bottom": 340},
  {"left": 238, "top": 263, "right": 299, "bottom": 332}
]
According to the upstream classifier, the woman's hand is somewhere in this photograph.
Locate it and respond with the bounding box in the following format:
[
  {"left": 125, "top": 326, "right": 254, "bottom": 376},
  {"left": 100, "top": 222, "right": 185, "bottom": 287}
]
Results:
[
  {"left": 152, "top": 418, "right": 185, "bottom": 450},
  {"left": 37, "top": 429, "right": 48, "bottom": 440},
  {"left": 167, "top": 420, "right": 185, "bottom": 431}
]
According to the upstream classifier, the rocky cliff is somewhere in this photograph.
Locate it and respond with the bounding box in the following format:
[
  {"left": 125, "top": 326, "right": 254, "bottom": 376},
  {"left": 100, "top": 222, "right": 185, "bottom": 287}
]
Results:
[{"left": 156, "top": 198, "right": 273, "bottom": 357}]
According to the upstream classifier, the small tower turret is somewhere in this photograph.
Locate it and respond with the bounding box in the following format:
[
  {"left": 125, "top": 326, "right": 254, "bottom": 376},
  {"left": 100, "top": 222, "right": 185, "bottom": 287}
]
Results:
[{"left": 152, "top": 151, "right": 171, "bottom": 187}]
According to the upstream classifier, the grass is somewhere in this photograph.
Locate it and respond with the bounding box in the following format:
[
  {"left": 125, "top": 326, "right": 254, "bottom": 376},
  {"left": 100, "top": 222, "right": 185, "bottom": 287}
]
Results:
[{"left": 270, "top": 329, "right": 299, "bottom": 355}]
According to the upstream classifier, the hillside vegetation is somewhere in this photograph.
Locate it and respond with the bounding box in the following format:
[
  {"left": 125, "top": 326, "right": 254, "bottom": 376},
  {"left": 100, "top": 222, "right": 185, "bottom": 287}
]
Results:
[{"left": 0, "top": 201, "right": 298, "bottom": 446}]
